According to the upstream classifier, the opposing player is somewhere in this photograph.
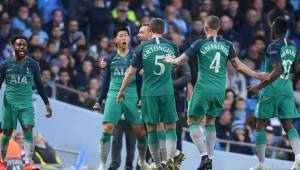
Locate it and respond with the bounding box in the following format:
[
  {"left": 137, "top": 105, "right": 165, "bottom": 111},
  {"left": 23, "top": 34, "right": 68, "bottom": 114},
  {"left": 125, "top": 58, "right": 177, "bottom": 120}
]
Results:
[
  {"left": 0, "top": 34, "right": 52, "bottom": 170},
  {"left": 249, "top": 18, "right": 300, "bottom": 170},
  {"left": 165, "top": 15, "right": 269, "bottom": 170},
  {"left": 93, "top": 27, "right": 148, "bottom": 170},
  {"left": 117, "top": 18, "right": 179, "bottom": 170}
]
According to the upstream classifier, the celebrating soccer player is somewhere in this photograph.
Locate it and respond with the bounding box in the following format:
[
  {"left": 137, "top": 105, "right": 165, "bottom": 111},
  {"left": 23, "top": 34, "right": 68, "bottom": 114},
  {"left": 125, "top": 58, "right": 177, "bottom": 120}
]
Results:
[
  {"left": 93, "top": 27, "right": 148, "bottom": 170},
  {"left": 248, "top": 17, "right": 300, "bottom": 170},
  {"left": 164, "top": 15, "right": 269, "bottom": 170},
  {"left": 117, "top": 18, "right": 179, "bottom": 170},
  {"left": 0, "top": 34, "right": 52, "bottom": 170}
]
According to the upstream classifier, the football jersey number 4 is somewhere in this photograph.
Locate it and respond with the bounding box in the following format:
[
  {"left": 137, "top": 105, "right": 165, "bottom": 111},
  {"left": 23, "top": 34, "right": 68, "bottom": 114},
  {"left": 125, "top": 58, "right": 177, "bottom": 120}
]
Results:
[{"left": 209, "top": 52, "right": 221, "bottom": 73}]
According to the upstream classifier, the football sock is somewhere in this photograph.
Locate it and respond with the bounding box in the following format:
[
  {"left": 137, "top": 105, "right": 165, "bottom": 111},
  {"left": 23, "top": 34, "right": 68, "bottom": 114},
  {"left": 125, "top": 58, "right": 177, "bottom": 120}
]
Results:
[
  {"left": 99, "top": 132, "right": 111, "bottom": 165},
  {"left": 148, "top": 130, "right": 161, "bottom": 167},
  {"left": 166, "top": 128, "right": 177, "bottom": 160},
  {"left": 137, "top": 135, "right": 147, "bottom": 163},
  {"left": 205, "top": 124, "right": 216, "bottom": 159},
  {"left": 158, "top": 129, "right": 167, "bottom": 162},
  {"left": 189, "top": 123, "right": 207, "bottom": 156},
  {"left": 24, "top": 131, "right": 34, "bottom": 162},
  {"left": 0, "top": 134, "right": 9, "bottom": 161},
  {"left": 256, "top": 131, "right": 267, "bottom": 164},
  {"left": 287, "top": 128, "right": 300, "bottom": 155}
]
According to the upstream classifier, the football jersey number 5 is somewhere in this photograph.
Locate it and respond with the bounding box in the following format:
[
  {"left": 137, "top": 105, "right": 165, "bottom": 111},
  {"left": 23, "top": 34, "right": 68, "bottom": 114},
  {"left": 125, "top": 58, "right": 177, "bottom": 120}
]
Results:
[
  {"left": 210, "top": 52, "right": 221, "bottom": 73},
  {"left": 154, "top": 55, "right": 165, "bottom": 75}
]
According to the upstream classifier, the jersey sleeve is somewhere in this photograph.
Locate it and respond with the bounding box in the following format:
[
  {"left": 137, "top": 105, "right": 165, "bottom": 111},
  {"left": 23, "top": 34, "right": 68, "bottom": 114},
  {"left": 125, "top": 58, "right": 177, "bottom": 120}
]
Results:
[
  {"left": 268, "top": 45, "right": 282, "bottom": 64},
  {"left": 98, "top": 61, "right": 111, "bottom": 103},
  {"left": 228, "top": 42, "right": 237, "bottom": 60},
  {"left": 32, "top": 62, "right": 49, "bottom": 105},
  {"left": 184, "top": 40, "right": 202, "bottom": 59},
  {"left": 131, "top": 46, "right": 142, "bottom": 68}
]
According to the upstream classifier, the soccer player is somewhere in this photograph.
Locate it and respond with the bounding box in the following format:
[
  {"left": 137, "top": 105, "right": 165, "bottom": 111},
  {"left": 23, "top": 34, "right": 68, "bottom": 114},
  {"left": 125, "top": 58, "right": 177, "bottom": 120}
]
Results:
[
  {"left": 93, "top": 27, "right": 148, "bottom": 170},
  {"left": 139, "top": 23, "right": 186, "bottom": 169},
  {"left": 249, "top": 17, "right": 300, "bottom": 170},
  {"left": 0, "top": 34, "right": 52, "bottom": 170},
  {"left": 138, "top": 22, "right": 185, "bottom": 169},
  {"left": 164, "top": 15, "right": 269, "bottom": 170},
  {"left": 117, "top": 18, "right": 179, "bottom": 170}
]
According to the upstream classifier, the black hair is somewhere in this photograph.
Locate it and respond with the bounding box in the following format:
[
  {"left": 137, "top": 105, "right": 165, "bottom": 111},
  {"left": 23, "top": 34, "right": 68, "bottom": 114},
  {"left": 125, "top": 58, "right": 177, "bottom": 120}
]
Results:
[
  {"left": 252, "top": 36, "right": 266, "bottom": 45},
  {"left": 46, "top": 40, "right": 56, "bottom": 46},
  {"left": 114, "top": 26, "right": 129, "bottom": 38},
  {"left": 67, "top": 17, "right": 78, "bottom": 24},
  {"left": 97, "top": 35, "right": 108, "bottom": 42},
  {"left": 30, "top": 45, "right": 44, "bottom": 53},
  {"left": 10, "top": 34, "right": 28, "bottom": 44},
  {"left": 18, "top": 5, "right": 28, "bottom": 10},
  {"left": 51, "top": 8, "right": 62, "bottom": 16},
  {"left": 273, "top": 17, "right": 288, "bottom": 34},
  {"left": 58, "top": 68, "right": 70, "bottom": 76}
]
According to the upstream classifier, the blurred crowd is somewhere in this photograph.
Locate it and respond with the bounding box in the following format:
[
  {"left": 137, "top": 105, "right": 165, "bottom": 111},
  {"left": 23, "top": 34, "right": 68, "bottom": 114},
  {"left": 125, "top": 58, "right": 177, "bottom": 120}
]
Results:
[{"left": 1, "top": 0, "right": 300, "bottom": 160}]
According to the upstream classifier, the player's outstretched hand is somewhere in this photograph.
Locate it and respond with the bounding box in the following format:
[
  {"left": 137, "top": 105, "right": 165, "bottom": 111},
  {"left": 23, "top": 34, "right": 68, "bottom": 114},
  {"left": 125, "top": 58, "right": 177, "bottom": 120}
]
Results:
[
  {"left": 164, "top": 54, "right": 175, "bottom": 64},
  {"left": 93, "top": 102, "right": 102, "bottom": 111},
  {"left": 46, "top": 105, "right": 52, "bottom": 118},
  {"left": 248, "top": 86, "right": 260, "bottom": 95},
  {"left": 256, "top": 72, "right": 271, "bottom": 81},
  {"left": 116, "top": 91, "right": 125, "bottom": 103}
]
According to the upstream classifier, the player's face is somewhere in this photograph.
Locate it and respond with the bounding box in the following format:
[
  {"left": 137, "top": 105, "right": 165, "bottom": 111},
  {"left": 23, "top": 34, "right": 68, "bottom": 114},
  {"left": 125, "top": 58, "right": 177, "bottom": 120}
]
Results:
[
  {"left": 138, "top": 26, "right": 150, "bottom": 42},
  {"left": 13, "top": 39, "right": 27, "bottom": 59},
  {"left": 116, "top": 31, "right": 130, "bottom": 49}
]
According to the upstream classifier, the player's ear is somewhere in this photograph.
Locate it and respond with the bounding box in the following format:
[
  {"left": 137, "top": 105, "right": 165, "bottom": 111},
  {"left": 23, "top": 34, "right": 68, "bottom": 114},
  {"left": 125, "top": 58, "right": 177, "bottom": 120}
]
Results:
[
  {"left": 205, "top": 25, "right": 209, "bottom": 33},
  {"left": 127, "top": 35, "right": 130, "bottom": 43}
]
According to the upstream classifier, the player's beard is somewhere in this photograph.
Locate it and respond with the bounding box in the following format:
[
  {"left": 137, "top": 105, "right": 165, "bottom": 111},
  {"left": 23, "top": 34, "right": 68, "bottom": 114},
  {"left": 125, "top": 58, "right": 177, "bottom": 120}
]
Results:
[{"left": 16, "top": 51, "right": 26, "bottom": 60}]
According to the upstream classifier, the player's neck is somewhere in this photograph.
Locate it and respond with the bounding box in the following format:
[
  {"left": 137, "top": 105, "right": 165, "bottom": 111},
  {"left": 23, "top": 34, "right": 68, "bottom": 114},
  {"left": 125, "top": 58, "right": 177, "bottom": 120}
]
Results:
[
  {"left": 117, "top": 48, "right": 129, "bottom": 57},
  {"left": 206, "top": 33, "right": 218, "bottom": 38},
  {"left": 13, "top": 56, "right": 26, "bottom": 63},
  {"left": 151, "top": 33, "right": 163, "bottom": 39}
]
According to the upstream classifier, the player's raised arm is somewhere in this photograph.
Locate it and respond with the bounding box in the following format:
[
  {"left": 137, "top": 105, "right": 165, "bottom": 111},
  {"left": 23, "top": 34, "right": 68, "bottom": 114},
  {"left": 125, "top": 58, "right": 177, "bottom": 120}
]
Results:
[
  {"left": 165, "top": 53, "right": 189, "bottom": 65},
  {"left": 231, "top": 58, "right": 270, "bottom": 81},
  {"left": 32, "top": 62, "right": 52, "bottom": 118},
  {"left": 116, "top": 66, "right": 138, "bottom": 102},
  {"left": 229, "top": 43, "right": 270, "bottom": 81},
  {"left": 248, "top": 47, "right": 283, "bottom": 93},
  {"left": 116, "top": 47, "right": 141, "bottom": 102},
  {"left": 165, "top": 40, "right": 201, "bottom": 65}
]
